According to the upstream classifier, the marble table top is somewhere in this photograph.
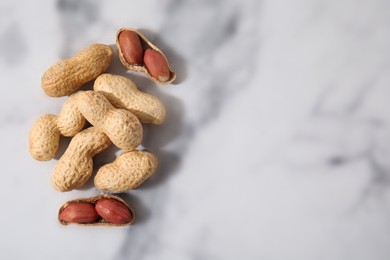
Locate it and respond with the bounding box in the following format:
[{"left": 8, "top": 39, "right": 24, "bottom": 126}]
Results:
[{"left": 1, "top": 0, "right": 390, "bottom": 259}]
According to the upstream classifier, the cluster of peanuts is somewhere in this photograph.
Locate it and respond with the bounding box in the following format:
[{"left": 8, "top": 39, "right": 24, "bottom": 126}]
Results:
[{"left": 29, "top": 28, "right": 175, "bottom": 226}]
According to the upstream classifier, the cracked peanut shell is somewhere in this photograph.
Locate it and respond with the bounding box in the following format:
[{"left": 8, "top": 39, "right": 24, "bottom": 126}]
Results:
[
  {"left": 58, "top": 194, "right": 134, "bottom": 226},
  {"left": 116, "top": 28, "right": 176, "bottom": 84}
]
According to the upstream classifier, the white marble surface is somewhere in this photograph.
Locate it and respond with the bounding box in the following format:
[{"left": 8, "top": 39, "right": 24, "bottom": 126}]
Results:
[{"left": 1, "top": 0, "right": 390, "bottom": 259}]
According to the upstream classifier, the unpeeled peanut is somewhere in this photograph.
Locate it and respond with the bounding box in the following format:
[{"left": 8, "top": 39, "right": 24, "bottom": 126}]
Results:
[
  {"left": 42, "top": 44, "right": 113, "bottom": 97},
  {"left": 116, "top": 28, "right": 176, "bottom": 84},
  {"left": 59, "top": 202, "right": 99, "bottom": 224},
  {"left": 51, "top": 127, "right": 111, "bottom": 192},
  {"left": 94, "top": 73, "right": 166, "bottom": 124},
  {"left": 29, "top": 94, "right": 86, "bottom": 161},
  {"left": 94, "top": 150, "right": 158, "bottom": 192},
  {"left": 74, "top": 91, "right": 143, "bottom": 150},
  {"left": 29, "top": 115, "right": 60, "bottom": 161},
  {"left": 56, "top": 94, "right": 86, "bottom": 136},
  {"left": 58, "top": 194, "right": 134, "bottom": 226}
]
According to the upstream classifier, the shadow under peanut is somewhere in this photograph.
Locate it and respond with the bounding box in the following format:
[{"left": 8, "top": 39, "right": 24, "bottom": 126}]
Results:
[
  {"left": 53, "top": 136, "right": 72, "bottom": 160},
  {"left": 140, "top": 84, "right": 185, "bottom": 190},
  {"left": 139, "top": 149, "right": 181, "bottom": 190}
]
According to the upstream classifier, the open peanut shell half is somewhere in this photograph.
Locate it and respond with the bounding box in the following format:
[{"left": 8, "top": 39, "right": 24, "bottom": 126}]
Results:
[
  {"left": 116, "top": 27, "right": 176, "bottom": 84},
  {"left": 58, "top": 194, "right": 135, "bottom": 226}
]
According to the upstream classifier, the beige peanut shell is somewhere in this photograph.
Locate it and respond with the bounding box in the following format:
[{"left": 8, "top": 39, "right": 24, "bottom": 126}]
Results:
[
  {"left": 94, "top": 150, "right": 158, "bottom": 192},
  {"left": 51, "top": 127, "right": 111, "bottom": 192},
  {"left": 74, "top": 91, "right": 143, "bottom": 150},
  {"left": 56, "top": 94, "right": 86, "bottom": 136},
  {"left": 29, "top": 94, "right": 86, "bottom": 161},
  {"left": 58, "top": 194, "right": 135, "bottom": 226},
  {"left": 94, "top": 73, "right": 166, "bottom": 124},
  {"left": 42, "top": 44, "right": 113, "bottom": 97},
  {"left": 29, "top": 114, "right": 60, "bottom": 161},
  {"left": 116, "top": 28, "right": 176, "bottom": 84}
]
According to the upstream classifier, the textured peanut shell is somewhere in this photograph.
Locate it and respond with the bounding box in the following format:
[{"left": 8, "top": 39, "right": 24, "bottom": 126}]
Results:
[
  {"left": 94, "top": 74, "right": 166, "bottom": 124},
  {"left": 29, "top": 114, "right": 60, "bottom": 161},
  {"left": 42, "top": 44, "right": 113, "bottom": 97},
  {"left": 51, "top": 127, "right": 111, "bottom": 192},
  {"left": 94, "top": 150, "right": 158, "bottom": 192},
  {"left": 58, "top": 194, "right": 134, "bottom": 226},
  {"left": 75, "top": 91, "right": 143, "bottom": 150},
  {"left": 116, "top": 28, "right": 176, "bottom": 84},
  {"left": 56, "top": 93, "right": 86, "bottom": 136},
  {"left": 29, "top": 94, "right": 86, "bottom": 161}
]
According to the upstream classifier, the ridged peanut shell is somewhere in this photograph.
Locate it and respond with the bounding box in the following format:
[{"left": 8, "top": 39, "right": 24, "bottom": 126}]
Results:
[
  {"left": 56, "top": 93, "right": 86, "bottom": 136},
  {"left": 94, "top": 73, "right": 166, "bottom": 124},
  {"left": 29, "top": 114, "right": 60, "bottom": 161},
  {"left": 51, "top": 127, "right": 111, "bottom": 192},
  {"left": 42, "top": 44, "right": 113, "bottom": 97},
  {"left": 116, "top": 28, "right": 176, "bottom": 84},
  {"left": 29, "top": 94, "right": 86, "bottom": 161},
  {"left": 58, "top": 194, "right": 134, "bottom": 226},
  {"left": 75, "top": 91, "right": 143, "bottom": 150},
  {"left": 95, "top": 150, "right": 158, "bottom": 192}
]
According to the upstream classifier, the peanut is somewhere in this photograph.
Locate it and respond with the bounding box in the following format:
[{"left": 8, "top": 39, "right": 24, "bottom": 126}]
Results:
[
  {"left": 56, "top": 94, "right": 86, "bottom": 136},
  {"left": 143, "top": 49, "right": 170, "bottom": 82},
  {"left": 95, "top": 198, "right": 133, "bottom": 224},
  {"left": 74, "top": 91, "right": 143, "bottom": 150},
  {"left": 94, "top": 150, "right": 158, "bottom": 192},
  {"left": 29, "top": 115, "right": 60, "bottom": 161},
  {"left": 59, "top": 202, "right": 99, "bottom": 224},
  {"left": 42, "top": 44, "right": 113, "bottom": 97},
  {"left": 51, "top": 127, "right": 111, "bottom": 192},
  {"left": 58, "top": 194, "right": 135, "bottom": 226},
  {"left": 29, "top": 94, "right": 86, "bottom": 161},
  {"left": 116, "top": 28, "right": 176, "bottom": 84},
  {"left": 118, "top": 30, "right": 143, "bottom": 66},
  {"left": 94, "top": 74, "right": 166, "bottom": 124}
]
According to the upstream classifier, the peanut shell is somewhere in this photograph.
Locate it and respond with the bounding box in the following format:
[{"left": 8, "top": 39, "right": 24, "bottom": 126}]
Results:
[
  {"left": 74, "top": 91, "right": 143, "bottom": 150},
  {"left": 58, "top": 194, "right": 135, "bottom": 226},
  {"left": 116, "top": 28, "right": 176, "bottom": 84},
  {"left": 94, "top": 73, "right": 166, "bottom": 124},
  {"left": 29, "top": 114, "right": 60, "bottom": 161},
  {"left": 51, "top": 127, "right": 112, "bottom": 192},
  {"left": 94, "top": 150, "right": 158, "bottom": 192},
  {"left": 29, "top": 93, "right": 86, "bottom": 161},
  {"left": 42, "top": 44, "right": 113, "bottom": 97}
]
